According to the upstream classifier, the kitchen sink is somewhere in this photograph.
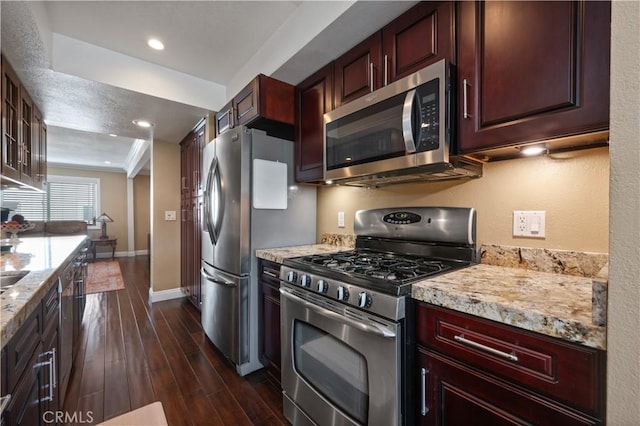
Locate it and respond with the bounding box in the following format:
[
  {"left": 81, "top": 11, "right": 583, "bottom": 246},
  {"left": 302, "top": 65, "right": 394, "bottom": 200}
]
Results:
[{"left": 0, "top": 271, "right": 29, "bottom": 294}]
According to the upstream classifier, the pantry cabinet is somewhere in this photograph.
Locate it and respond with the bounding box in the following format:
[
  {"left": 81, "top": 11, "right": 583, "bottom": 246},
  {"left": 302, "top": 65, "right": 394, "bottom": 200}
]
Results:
[
  {"left": 294, "top": 63, "right": 333, "bottom": 183},
  {"left": 215, "top": 74, "right": 295, "bottom": 140},
  {"left": 334, "top": 1, "right": 455, "bottom": 108},
  {"left": 1, "top": 56, "right": 47, "bottom": 190},
  {"left": 180, "top": 119, "right": 206, "bottom": 310},
  {"left": 456, "top": 0, "right": 611, "bottom": 155},
  {"left": 416, "top": 303, "right": 605, "bottom": 425}
]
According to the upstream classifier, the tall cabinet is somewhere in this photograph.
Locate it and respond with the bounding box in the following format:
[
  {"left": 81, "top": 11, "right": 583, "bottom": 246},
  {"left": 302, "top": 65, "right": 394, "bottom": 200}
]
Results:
[{"left": 180, "top": 119, "right": 206, "bottom": 310}]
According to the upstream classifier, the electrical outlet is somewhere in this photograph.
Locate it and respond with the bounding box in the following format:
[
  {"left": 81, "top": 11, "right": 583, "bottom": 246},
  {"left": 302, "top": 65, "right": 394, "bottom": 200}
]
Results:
[
  {"left": 513, "top": 211, "right": 546, "bottom": 238},
  {"left": 338, "top": 211, "right": 345, "bottom": 228},
  {"left": 165, "top": 210, "right": 177, "bottom": 221}
]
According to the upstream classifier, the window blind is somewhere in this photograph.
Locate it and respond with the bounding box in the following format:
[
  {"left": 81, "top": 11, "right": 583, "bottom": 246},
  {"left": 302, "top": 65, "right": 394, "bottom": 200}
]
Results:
[{"left": 1, "top": 176, "right": 99, "bottom": 222}]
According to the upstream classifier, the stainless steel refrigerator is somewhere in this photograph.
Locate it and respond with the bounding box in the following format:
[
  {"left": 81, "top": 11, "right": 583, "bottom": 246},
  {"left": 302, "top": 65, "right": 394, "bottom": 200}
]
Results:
[{"left": 201, "top": 127, "right": 316, "bottom": 376}]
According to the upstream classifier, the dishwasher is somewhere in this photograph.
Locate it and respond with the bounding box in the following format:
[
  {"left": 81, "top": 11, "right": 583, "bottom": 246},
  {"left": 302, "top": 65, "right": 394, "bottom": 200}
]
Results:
[{"left": 59, "top": 261, "right": 74, "bottom": 405}]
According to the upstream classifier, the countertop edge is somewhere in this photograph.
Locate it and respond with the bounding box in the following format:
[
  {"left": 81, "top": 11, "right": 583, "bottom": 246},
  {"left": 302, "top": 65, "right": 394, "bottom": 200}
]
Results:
[{"left": 1, "top": 236, "right": 87, "bottom": 348}]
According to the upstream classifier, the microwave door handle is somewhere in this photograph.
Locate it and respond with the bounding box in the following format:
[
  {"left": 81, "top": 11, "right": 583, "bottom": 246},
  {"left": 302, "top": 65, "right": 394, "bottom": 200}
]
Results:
[{"left": 402, "top": 89, "right": 417, "bottom": 153}]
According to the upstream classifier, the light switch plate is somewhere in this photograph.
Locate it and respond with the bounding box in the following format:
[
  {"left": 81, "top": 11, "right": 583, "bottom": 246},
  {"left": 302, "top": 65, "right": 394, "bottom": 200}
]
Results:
[
  {"left": 513, "top": 210, "right": 546, "bottom": 238},
  {"left": 165, "top": 210, "right": 177, "bottom": 221},
  {"left": 338, "top": 211, "right": 345, "bottom": 228}
]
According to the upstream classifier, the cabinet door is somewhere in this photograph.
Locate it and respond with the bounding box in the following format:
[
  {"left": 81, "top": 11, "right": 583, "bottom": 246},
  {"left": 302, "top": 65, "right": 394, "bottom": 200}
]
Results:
[
  {"left": 234, "top": 77, "right": 259, "bottom": 127},
  {"left": 382, "top": 1, "right": 455, "bottom": 84},
  {"left": 190, "top": 197, "right": 202, "bottom": 309},
  {"left": 295, "top": 63, "right": 333, "bottom": 183},
  {"left": 5, "top": 346, "right": 43, "bottom": 426},
  {"left": 417, "top": 348, "right": 599, "bottom": 426},
  {"left": 215, "top": 100, "right": 234, "bottom": 136},
  {"left": 258, "top": 260, "right": 282, "bottom": 385},
  {"left": 457, "top": 1, "right": 610, "bottom": 154},
  {"left": 180, "top": 196, "right": 190, "bottom": 292},
  {"left": 33, "top": 107, "right": 46, "bottom": 190},
  {"left": 19, "top": 89, "right": 34, "bottom": 186},
  {"left": 2, "top": 58, "right": 21, "bottom": 180},
  {"left": 333, "top": 32, "right": 382, "bottom": 108}
]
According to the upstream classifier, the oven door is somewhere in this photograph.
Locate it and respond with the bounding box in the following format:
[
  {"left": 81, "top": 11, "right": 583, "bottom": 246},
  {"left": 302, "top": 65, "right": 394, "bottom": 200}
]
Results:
[{"left": 280, "top": 283, "right": 401, "bottom": 426}]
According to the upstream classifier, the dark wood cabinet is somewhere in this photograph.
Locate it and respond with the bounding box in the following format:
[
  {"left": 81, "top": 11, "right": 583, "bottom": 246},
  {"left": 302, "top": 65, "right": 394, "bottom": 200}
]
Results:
[
  {"left": 2, "top": 291, "right": 60, "bottom": 426},
  {"left": 180, "top": 119, "right": 206, "bottom": 310},
  {"left": 456, "top": 0, "right": 611, "bottom": 156},
  {"left": 334, "top": 1, "right": 455, "bottom": 108},
  {"left": 258, "top": 259, "right": 282, "bottom": 386},
  {"left": 215, "top": 74, "right": 295, "bottom": 140},
  {"left": 416, "top": 303, "right": 605, "bottom": 425},
  {"left": 294, "top": 63, "right": 333, "bottom": 183},
  {"left": 382, "top": 1, "right": 455, "bottom": 84},
  {"left": 1, "top": 55, "right": 47, "bottom": 190},
  {"left": 2, "top": 57, "right": 22, "bottom": 182},
  {"left": 333, "top": 33, "right": 382, "bottom": 108}
]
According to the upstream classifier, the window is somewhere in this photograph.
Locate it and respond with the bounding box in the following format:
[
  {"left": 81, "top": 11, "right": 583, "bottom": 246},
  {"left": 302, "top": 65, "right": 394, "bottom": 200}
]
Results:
[{"left": 2, "top": 175, "right": 100, "bottom": 223}]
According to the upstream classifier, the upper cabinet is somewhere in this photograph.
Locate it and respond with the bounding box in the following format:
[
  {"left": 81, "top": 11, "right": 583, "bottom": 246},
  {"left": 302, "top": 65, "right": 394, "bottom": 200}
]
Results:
[
  {"left": 295, "top": 63, "right": 334, "bottom": 183},
  {"left": 456, "top": 1, "right": 611, "bottom": 156},
  {"left": 1, "top": 56, "right": 47, "bottom": 190},
  {"left": 334, "top": 1, "right": 455, "bottom": 108},
  {"left": 215, "top": 74, "right": 295, "bottom": 141}
]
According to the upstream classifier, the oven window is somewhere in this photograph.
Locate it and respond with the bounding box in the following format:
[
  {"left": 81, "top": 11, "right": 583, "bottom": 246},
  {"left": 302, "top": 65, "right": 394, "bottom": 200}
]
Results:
[{"left": 293, "top": 320, "right": 369, "bottom": 424}]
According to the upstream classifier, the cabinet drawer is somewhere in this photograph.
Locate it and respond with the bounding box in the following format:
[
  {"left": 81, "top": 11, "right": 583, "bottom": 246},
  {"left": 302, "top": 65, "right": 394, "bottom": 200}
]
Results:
[
  {"left": 260, "top": 260, "right": 281, "bottom": 286},
  {"left": 416, "top": 303, "right": 605, "bottom": 417},
  {"left": 42, "top": 282, "right": 59, "bottom": 326},
  {"left": 5, "top": 308, "right": 41, "bottom": 392}
]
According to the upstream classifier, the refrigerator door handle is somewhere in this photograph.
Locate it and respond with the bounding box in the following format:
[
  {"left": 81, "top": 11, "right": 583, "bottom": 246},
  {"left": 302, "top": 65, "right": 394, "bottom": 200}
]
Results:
[
  {"left": 204, "top": 157, "right": 223, "bottom": 245},
  {"left": 201, "top": 267, "right": 237, "bottom": 287}
]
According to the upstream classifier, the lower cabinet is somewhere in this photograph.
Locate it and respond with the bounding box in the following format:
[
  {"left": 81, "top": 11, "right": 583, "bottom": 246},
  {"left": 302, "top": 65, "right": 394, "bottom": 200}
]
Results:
[
  {"left": 416, "top": 303, "right": 605, "bottom": 425},
  {"left": 258, "top": 259, "right": 282, "bottom": 385},
  {"left": 2, "top": 284, "right": 60, "bottom": 426}
]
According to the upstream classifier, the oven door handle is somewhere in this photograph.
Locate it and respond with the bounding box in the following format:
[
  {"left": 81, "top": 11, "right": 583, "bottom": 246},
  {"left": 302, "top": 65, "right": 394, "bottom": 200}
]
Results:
[{"left": 280, "top": 287, "right": 397, "bottom": 338}]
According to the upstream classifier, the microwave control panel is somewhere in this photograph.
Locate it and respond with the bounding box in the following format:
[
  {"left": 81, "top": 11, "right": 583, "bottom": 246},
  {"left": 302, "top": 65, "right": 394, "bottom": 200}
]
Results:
[{"left": 415, "top": 78, "right": 440, "bottom": 152}]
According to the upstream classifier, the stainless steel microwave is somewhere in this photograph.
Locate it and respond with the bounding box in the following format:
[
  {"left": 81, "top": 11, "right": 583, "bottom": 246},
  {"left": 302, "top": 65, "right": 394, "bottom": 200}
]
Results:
[{"left": 324, "top": 59, "right": 481, "bottom": 187}]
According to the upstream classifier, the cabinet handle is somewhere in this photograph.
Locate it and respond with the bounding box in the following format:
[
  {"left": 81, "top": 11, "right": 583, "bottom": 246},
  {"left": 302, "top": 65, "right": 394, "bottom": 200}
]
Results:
[
  {"left": 370, "top": 62, "right": 374, "bottom": 92},
  {"left": 384, "top": 54, "right": 389, "bottom": 86},
  {"left": 263, "top": 270, "right": 278, "bottom": 278},
  {"left": 421, "top": 367, "right": 429, "bottom": 416},
  {"left": 463, "top": 78, "right": 472, "bottom": 119},
  {"left": 0, "top": 394, "right": 11, "bottom": 416},
  {"left": 35, "top": 348, "right": 56, "bottom": 402},
  {"left": 454, "top": 334, "right": 519, "bottom": 362}
]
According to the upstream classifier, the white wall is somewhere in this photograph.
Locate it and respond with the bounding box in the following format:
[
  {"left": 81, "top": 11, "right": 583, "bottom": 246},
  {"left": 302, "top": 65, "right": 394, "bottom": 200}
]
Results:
[{"left": 607, "top": 1, "right": 640, "bottom": 423}]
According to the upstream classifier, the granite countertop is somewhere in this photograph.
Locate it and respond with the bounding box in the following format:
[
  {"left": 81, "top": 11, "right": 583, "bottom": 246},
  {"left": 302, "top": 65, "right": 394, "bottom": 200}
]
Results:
[
  {"left": 255, "top": 244, "right": 350, "bottom": 264},
  {"left": 412, "top": 264, "right": 606, "bottom": 350},
  {"left": 1, "top": 235, "right": 87, "bottom": 348},
  {"left": 256, "top": 240, "right": 607, "bottom": 351}
]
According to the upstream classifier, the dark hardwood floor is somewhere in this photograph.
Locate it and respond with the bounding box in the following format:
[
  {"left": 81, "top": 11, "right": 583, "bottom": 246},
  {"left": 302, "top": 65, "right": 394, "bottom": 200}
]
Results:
[{"left": 63, "top": 256, "right": 286, "bottom": 425}]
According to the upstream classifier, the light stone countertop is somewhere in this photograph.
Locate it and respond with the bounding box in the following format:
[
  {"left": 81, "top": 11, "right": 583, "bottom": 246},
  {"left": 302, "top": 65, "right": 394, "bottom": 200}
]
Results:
[
  {"left": 255, "top": 244, "right": 350, "bottom": 264},
  {"left": 256, "top": 243, "right": 606, "bottom": 351},
  {"left": 1, "top": 235, "right": 87, "bottom": 348},
  {"left": 412, "top": 264, "right": 606, "bottom": 350}
]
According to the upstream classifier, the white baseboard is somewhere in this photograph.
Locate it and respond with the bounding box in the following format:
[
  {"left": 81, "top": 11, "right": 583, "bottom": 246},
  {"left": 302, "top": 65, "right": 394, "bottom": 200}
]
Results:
[
  {"left": 134, "top": 250, "right": 149, "bottom": 256},
  {"left": 148, "top": 287, "right": 185, "bottom": 304}
]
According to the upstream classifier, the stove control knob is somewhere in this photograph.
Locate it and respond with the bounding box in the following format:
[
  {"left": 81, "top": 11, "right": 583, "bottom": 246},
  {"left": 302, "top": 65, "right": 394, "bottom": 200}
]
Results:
[
  {"left": 337, "top": 286, "right": 349, "bottom": 301},
  {"left": 286, "top": 271, "right": 297, "bottom": 283},
  {"left": 358, "top": 292, "right": 372, "bottom": 308},
  {"left": 317, "top": 280, "right": 328, "bottom": 293},
  {"left": 300, "top": 275, "right": 312, "bottom": 288}
]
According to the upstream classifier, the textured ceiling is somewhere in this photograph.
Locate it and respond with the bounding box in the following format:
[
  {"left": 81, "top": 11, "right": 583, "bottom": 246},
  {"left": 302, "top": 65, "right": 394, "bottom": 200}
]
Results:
[{"left": 0, "top": 0, "right": 417, "bottom": 175}]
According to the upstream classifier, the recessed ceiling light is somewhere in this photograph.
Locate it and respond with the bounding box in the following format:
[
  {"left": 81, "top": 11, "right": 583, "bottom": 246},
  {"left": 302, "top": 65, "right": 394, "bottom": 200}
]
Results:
[
  {"left": 132, "top": 119, "right": 153, "bottom": 128},
  {"left": 109, "top": 134, "right": 117, "bottom": 137},
  {"left": 148, "top": 38, "right": 164, "bottom": 50},
  {"left": 104, "top": 161, "right": 111, "bottom": 165}
]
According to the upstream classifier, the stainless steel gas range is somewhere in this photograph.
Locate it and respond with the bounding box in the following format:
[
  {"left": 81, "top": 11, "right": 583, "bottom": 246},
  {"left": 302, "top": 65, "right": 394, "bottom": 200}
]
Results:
[{"left": 279, "top": 207, "right": 477, "bottom": 426}]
